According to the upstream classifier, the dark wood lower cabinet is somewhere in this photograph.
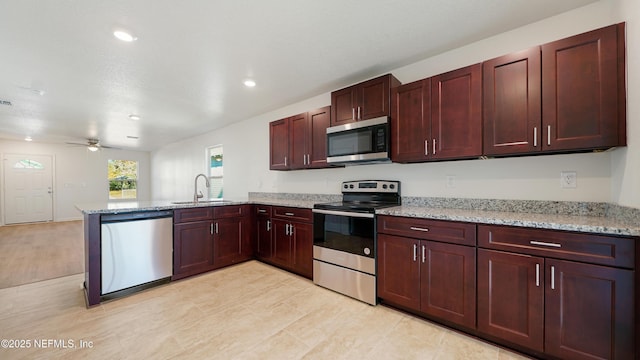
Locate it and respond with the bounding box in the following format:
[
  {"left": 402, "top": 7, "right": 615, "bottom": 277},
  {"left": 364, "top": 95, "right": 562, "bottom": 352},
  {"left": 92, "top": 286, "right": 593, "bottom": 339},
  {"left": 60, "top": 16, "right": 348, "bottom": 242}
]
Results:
[
  {"left": 478, "top": 248, "right": 635, "bottom": 359},
  {"left": 477, "top": 249, "right": 544, "bottom": 352},
  {"left": 377, "top": 233, "right": 476, "bottom": 329},
  {"left": 173, "top": 221, "right": 214, "bottom": 279},
  {"left": 544, "top": 259, "right": 634, "bottom": 360},
  {"left": 270, "top": 218, "right": 312, "bottom": 279},
  {"left": 213, "top": 216, "right": 252, "bottom": 269}
]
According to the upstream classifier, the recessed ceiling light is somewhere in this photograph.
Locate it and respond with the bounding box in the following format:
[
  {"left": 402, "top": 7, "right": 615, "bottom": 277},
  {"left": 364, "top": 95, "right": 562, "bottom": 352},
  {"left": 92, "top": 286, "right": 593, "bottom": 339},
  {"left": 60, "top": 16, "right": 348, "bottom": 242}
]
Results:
[
  {"left": 244, "top": 80, "right": 256, "bottom": 88},
  {"left": 113, "top": 30, "right": 137, "bottom": 42},
  {"left": 25, "top": 136, "right": 32, "bottom": 142},
  {"left": 128, "top": 114, "right": 141, "bottom": 120}
]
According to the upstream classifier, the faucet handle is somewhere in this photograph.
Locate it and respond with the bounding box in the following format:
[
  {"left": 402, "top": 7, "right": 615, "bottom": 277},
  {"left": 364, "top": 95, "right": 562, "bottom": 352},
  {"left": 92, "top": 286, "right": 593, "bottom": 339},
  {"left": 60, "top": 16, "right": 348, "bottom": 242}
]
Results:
[{"left": 196, "top": 191, "right": 204, "bottom": 199}]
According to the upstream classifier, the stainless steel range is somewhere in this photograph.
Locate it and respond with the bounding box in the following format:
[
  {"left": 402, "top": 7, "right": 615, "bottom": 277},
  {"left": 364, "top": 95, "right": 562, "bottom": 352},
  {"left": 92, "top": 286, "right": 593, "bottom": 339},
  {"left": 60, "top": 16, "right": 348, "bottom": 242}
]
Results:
[{"left": 312, "top": 180, "right": 400, "bottom": 305}]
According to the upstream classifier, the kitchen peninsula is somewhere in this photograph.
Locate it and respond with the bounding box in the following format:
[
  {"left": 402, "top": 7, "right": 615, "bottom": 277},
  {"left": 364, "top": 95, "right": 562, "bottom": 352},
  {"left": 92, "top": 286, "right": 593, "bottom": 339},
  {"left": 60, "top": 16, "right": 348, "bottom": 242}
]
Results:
[{"left": 78, "top": 195, "right": 639, "bottom": 359}]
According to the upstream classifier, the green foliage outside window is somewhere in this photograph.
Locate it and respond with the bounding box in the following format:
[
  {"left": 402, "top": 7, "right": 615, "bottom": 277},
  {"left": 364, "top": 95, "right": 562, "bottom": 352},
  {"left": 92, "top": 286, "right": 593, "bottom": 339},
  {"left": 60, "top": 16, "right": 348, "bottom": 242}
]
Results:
[{"left": 108, "top": 160, "right": 138, "bottom": 199}]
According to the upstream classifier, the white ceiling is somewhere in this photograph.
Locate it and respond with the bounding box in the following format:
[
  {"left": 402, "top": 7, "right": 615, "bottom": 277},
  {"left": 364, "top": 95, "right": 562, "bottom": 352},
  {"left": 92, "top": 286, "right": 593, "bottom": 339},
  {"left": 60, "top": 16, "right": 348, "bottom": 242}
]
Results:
[{"left": 0, "top": 0, "right": 597, "bottom": 151}]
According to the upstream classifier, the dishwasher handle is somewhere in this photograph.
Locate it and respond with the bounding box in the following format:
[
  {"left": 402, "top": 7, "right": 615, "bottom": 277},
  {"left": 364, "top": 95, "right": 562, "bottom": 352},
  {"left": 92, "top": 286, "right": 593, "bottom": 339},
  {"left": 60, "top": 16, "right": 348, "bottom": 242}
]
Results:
[{"left": 101, "top": 210, "right": 174, "bottom": 223}]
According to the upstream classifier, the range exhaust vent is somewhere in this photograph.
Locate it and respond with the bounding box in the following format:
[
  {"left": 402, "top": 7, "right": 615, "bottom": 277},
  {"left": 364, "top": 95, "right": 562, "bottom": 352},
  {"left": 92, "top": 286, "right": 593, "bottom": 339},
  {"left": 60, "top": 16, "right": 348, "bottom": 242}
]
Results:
[{"left": 0, "top": 100, "right": 12, "bottom": 106}]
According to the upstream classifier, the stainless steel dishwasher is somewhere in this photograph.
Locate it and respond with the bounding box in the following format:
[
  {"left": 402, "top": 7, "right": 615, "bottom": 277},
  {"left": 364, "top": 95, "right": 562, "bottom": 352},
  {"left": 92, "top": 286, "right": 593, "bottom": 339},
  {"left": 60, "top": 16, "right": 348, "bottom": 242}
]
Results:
[{"left": 101, "top": 210, "right": 173, "bottom": 298}]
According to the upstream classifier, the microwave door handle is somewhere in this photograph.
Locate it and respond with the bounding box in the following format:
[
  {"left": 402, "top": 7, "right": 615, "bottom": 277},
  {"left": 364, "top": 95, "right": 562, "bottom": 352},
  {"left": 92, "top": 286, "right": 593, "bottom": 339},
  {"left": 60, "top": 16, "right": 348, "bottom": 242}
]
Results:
[{"left": 312, "top": 209, "right": 374, "bottom": 219}]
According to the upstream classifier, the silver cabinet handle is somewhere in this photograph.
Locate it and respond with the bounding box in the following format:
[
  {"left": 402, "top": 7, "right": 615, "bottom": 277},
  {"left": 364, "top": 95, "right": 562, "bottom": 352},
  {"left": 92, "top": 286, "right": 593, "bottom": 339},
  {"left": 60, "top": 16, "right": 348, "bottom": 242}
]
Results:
[
  {"left": 258, "top": 209, "right": 266, "bottom": 213},
  {"left": 433, "top": 139, "right": 436, "bottom": 155},
  {"left": 410, "top": 226, "right": 429, "bottom": 232},
  {"left": 357, "top": 106, "right": 361, "bottom": 120},
  {"left": 530, "top": 240, "right": 561, "bottom": 248},
  {"left": 533, "top": 127, "right": 538, "bottom": 147},
  {"left": 421, "top": 245, "right": 426, "bottom": 263},
  {"left": 550, "top": 265, "right": 555, "bottom": 290},
  {"left": 413, "top": 244, "right": 417, "bottom": 262},
  {"left": 352, "top": 108, "right": 355, "bottom": 120},
  {"left": 285, "top": 224, "right": 289, "bottom": 236},
  {"left": 266, "top": 220, "right": 271, "bottom": 231},
  {"left": 424, "top": 140, "right": 428, "bottom": 156},
  {"left": 210, "top": 223, "right": 214, "bottom": 235},
  {"left": 284, "top": 156, "right": 287, "bottom": 167},
  {"left": 535, "top": 263, "right": 540, "bottom": 287},
  {"left": 547, "top": 125, "right": 551, "bottom": 146},
  {"left": 215, "top": 222, "right": 219, "bottom": 234},
  {"left": 289, "top": 224, "right": 294, "bottom": 236},
  {"left": 285, "top": 212, "right": 295, "bottom": 216}
]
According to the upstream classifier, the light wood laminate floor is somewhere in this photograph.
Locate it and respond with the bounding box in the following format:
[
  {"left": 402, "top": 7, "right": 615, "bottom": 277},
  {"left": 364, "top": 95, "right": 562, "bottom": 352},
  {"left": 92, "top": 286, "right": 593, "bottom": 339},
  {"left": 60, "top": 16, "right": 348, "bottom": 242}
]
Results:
[
  {"left": 0, "top": 261, "right": 531, "bottom": 359},
  {"left": 0, "top": 220, "right": 84, "bottom": 289}
]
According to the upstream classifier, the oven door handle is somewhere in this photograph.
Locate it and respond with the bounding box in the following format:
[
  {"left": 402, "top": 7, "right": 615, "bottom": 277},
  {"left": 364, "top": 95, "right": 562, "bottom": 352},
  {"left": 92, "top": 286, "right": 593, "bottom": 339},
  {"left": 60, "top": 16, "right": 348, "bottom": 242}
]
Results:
[{"left": 312, "top": 209, "right": 374, "bottom": 219}]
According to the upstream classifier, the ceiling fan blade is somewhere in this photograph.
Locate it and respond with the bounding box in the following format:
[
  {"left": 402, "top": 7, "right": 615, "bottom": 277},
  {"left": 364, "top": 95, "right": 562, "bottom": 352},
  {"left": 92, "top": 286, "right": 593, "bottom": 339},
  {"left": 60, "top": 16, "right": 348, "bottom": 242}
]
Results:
[{"left": 65, "top": 142, "right": 90, "bottom": 146}]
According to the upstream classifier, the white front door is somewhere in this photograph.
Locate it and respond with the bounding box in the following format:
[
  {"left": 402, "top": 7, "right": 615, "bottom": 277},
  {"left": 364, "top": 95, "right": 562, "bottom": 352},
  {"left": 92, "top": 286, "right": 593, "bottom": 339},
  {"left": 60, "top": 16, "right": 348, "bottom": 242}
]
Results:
[{"left": 3, "top": 154, "right": 54, "bottom": 224}]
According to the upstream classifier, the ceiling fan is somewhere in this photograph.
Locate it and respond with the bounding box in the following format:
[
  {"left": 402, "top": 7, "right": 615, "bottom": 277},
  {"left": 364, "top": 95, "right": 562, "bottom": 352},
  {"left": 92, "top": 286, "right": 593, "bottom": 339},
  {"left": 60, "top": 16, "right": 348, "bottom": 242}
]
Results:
[{"left": 65, "top": 138, "right": 120, "bottom": 152}]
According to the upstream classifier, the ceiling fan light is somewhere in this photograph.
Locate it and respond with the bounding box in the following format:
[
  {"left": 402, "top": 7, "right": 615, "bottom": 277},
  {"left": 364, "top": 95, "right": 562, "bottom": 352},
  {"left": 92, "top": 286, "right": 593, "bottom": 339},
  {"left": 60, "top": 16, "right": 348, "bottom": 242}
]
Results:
[
  {"left": 25, "top": 136, "right": 33, "bottom": 142},
  {"left": 87, "top": 145, "right": 99, "bottom": 152},
  {"left": 244, "top": 79, "right": 256, "bottom": 88}
]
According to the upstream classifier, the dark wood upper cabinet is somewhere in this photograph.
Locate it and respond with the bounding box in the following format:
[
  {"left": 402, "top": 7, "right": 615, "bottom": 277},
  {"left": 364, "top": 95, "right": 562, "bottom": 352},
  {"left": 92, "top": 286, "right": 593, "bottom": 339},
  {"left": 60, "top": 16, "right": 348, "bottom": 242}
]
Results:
[
  {"left": 307, "top": 106, "right": 331, "bottom": 169},
  {"left": 331, "top": 74, "right": 400, "bottom": 126},
  {"left": 391, "top": 79, "right": 430, "bottom": 162},
  {"left": 269, "top": 106, "right": 333, "bottom": 170},
  {"left": 542, "top": 23, "right": 625, "bottom": 151},
  {"left": 431, "top": 63, "right": 483, "bottom": 160},
  {"left": 391, "top": 64, "right": 482, "bottom": 163},
  {"left": 483, "top": 47, "right": 542, "bottom": 155},
  {"left": 269, "top": 118, "right": 289, "bottom": 170},
  {"left": 483, "top": 23, "right": 626, "bottom": 157}
]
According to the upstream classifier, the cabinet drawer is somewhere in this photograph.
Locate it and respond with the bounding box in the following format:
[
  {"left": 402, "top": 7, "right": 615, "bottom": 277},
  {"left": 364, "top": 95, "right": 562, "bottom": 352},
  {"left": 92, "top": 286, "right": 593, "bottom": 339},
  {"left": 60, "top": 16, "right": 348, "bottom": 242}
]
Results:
[
  {"left": 255, "top": 205, "right": 272, "bottom": 218},
  {"left": 214, "top": 205, "right": 248, "bottom": 219},
  {"left": 174, "top": 207, "right": 214, "bottom": 223},
  {"left": 478, "top": 225, "right": 635, "bottom": 268},
  {"left": 272, "top": 206, "right": 312, "bottom": 223},
  {"left": 377, "top": 215, "right": 476, "bottom": 246}
]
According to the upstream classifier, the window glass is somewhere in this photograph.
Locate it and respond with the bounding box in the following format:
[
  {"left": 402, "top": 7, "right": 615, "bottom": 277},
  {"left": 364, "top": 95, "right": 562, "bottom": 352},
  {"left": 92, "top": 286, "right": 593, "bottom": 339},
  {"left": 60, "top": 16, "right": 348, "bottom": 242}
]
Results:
[
  {"left": 13, "top": 159, "right": 44, "bottom": 169},
  {"left": 108, "top": 160, "right": 138, "bottom": 200},
  {"left": 207, "top": 145, "right": 223, "bottom": 199}
]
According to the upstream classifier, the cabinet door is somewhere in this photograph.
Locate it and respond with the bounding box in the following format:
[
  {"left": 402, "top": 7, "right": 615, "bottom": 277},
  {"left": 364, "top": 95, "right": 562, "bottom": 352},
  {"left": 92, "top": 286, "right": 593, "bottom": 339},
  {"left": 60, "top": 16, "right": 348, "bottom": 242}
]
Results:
[
  {"left": 307, "top": 106, "right": 331, "bottom": 169},
  {"left": 256, "top": 217, "right": 272, "bottom": 259},
  {"left": 420, "top": 241, "right": 476, "bottom": 329},
  {"left": 292, "top": 222, "right": 313, "bottom": 279},
  {"left": 431, "top": 63, "right": 483, "bottom": 159},
  {"left": 289, "top": 112, "right": 309, "bottom": 169},
  {"left": 331, "top": 87, "right": 357, "bottom": 126},
  {"left": 477, "top": 249, "right": 544, "bottom": 352},
  {"left": 269, "top": 118, "right": 289, "bottom": 170},
  {"left": 391, "top": 79, "right": 430, "bottom": 162},
  {"left": 542, "top": 23, "right": 622, "bottom": 151},
  {"left": 213, "top": 218, "right": 242, "bottom": 268},
  {"left": 545, "top": 259, "right": 634, "bottom": 360},
  {"left": 359, "top": 75, "right": 391, "bottom": 120},
  {"left": 173, "top": 221, "right": 213, "bottom": 278},
  {"left": 271, "top": 219, "right": 292, "bottom": 267},
  {"left": 377, "top": 234, "right": 421, "bottom": 311},
  {"left": 483, "top": 47, "right": 541, "bottom": 156}
]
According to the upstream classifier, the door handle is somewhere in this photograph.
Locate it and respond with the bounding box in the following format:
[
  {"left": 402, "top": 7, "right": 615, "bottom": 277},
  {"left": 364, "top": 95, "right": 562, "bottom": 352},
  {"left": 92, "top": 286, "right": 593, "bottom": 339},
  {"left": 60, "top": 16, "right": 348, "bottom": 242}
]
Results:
[
  {"left": 412, "top": 244, "right": 417, "bottom": 262},
  {"left": 421, "top": 245, "right": 426, "bottom": 263},
  {"left": 266, "top": 220, "right": 271, "bottom": 231}
]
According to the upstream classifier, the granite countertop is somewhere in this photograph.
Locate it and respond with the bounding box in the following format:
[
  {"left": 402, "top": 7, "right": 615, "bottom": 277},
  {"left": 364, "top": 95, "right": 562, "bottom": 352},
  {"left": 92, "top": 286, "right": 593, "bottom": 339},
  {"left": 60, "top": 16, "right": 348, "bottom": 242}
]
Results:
[
  {"left": 377, "top": 205, "right": 640, "bottom": 237},
  {"left": 76, "top": 193, "right": 640, "bottom": 237}
]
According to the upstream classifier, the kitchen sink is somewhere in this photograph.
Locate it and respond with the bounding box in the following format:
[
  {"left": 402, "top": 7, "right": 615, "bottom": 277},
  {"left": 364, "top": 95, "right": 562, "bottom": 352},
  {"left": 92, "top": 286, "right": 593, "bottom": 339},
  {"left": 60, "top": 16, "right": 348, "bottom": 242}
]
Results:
[{"left": 171, "top": 200, "right": 232, "bottom": 205}]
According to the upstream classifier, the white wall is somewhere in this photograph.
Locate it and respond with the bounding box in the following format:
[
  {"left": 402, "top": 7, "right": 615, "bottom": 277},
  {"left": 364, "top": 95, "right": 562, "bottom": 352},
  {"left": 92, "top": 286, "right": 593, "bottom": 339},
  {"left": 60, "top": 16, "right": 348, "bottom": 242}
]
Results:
[
  {"left": 0, "top": 139, "right": 150, "bottom": 223},
  {"left": 152, "top": 0, "right": 638, "bottom": 209}
]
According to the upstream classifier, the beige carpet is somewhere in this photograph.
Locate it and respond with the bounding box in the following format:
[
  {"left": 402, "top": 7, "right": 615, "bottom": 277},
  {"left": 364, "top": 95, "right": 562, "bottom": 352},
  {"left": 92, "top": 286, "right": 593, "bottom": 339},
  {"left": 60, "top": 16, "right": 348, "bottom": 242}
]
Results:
[{"left": 0, "top": 220, "right": 84, "bottom": 289}]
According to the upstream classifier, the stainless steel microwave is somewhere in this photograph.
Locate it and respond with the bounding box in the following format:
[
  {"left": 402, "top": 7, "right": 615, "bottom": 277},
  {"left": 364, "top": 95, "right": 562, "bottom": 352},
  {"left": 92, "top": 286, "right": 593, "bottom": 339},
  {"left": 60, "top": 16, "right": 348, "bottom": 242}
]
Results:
[{"left": 326, "top": 116, "right": 390, "bottom": 164}]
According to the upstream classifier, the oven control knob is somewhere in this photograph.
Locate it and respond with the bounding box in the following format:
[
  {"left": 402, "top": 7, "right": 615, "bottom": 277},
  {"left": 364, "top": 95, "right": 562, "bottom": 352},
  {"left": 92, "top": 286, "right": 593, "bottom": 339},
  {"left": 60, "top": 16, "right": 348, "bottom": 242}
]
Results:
[
  {"left": 343, "top": 184, "right": 348, "bottom": 189},
  {"left": 390, "top": 184, "right": 395, "bottom": 189},
  {"left": 364, "top": 247, "right": 371, "bottom": 255},
  {"left": 349, "top": 184, "right": 354, "bottom": 189},
  {"left": 382, "top": 184, "right": 388, "bottom": 189}
]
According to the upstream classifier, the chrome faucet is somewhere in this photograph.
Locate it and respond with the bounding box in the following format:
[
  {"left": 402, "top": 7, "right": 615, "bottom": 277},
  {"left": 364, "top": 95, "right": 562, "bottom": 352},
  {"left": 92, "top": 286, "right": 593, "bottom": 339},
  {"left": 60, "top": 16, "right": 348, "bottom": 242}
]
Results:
[{"left": 193, "top": 173, "right": 210, "bottom": 203}]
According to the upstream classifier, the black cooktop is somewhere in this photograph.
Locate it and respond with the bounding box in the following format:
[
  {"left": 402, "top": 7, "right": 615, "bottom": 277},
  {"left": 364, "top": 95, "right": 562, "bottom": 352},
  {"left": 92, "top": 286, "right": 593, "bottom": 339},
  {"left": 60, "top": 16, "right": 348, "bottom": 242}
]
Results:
[{"left": 314, "top": 180, "right": 401, "bottom": 213}]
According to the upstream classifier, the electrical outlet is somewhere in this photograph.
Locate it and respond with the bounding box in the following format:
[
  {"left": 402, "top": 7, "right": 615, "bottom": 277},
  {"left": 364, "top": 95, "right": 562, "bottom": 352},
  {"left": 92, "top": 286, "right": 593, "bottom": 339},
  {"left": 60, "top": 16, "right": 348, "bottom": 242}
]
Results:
[
  {"left": 560, "top": 171, "right": 577, "bottom": 188},
  {"left": 446, "top": 175, "right": 456, "bottom": 188}
]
